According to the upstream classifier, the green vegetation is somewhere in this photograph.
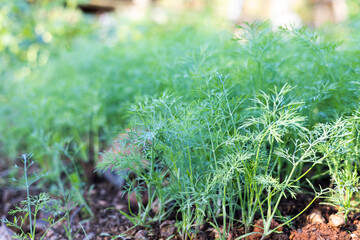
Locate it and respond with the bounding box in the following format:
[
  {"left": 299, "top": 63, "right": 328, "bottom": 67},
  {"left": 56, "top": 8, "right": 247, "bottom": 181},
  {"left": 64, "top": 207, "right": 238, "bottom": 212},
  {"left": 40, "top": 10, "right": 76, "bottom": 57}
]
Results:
[
  {"left": 1, "top": 1, "right": 360, "bottom": 239},
  {"left": 2, "top": 154, "right": 76, "bottom": 240}
]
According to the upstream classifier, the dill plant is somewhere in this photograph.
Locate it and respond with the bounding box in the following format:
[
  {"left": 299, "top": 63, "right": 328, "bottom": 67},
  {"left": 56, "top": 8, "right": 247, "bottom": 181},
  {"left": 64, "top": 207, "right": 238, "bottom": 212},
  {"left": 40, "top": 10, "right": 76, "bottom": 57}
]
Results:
[
  {"left": 97, "top": 127, "right": 172, "bottom": 226},
  {"left": 1, "top": 153, "right": 86, "bottom": 240},
  {"left": 233, "top": 22, "right": 359, "bottom": 126},
  {"left": 2, "top": 154, "right": 66, "bottom": 240},
  {"left": 217, "top": 84, "right": 339, "bottom": 239},
  {"left": 99, "top": 73, "right": 351, "bottom": 239},
  {"left": 315, "top": 116, "right": 360, "bottom": 222}
]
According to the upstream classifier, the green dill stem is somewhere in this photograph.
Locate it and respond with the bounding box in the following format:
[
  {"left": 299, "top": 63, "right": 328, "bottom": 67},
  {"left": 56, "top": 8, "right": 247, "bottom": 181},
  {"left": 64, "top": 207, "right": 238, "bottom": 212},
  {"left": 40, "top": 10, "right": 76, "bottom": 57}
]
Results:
[
  {"left": 254, "top": 183, "right": 266, "bottom": 222},
  {"left": 236, "top": 173, "right": 247, "bottom": 231},
  {"left": 244, "top": 176, "right": 258, "bottom": 233},
  {"left": 32, "top": 200, "right": 40, "bottom": 240},
  {"left": 187, "top": 147, "right": 194, "bottom": 185},
  {"left": 157, "top": 149, "right": 180, "bottom": 191},
  {"left": 60, "top": 150, "right": 93, "bottom": 217},
  {"left": 249, "top": 130, "right": 271, "bottom": 229},
  {"left": 257, "top": 186, "right": 277, "bottom": 210},
  {"left": 65, "top": 211, "right": 72, "bottom": 240},
  {"left": 254, "top": 129, "right": 269, "bottom": 173},
  {"left": 263, "top": 140, "right": 322, "bottom": 239},
  {"left": 354, "top": 126, "right": 359, "bottom": 159},
  {"left": 185, "top": 207, "right": 191, "bottom": 240},
  {"left": 253, "top": 134, "right": 266, "bottom": 173},
  {"left": 40, "top": 215, "right": 67, "bottom": 240},
  {"left": 221, "top": 78, "right": 237, "bottom": 135},
  {"left": 23, "top": 156, "right": 34, "bottom": 239},
  {"left": 267, "top": 186, "right": 272, "bottom": 227},
  {"left": 141, "top": 143, "right": 156, "bottom": 223},
  {"left": 261, "top": 165, "right": 298, "bottom": 239},
  {"left": 155, "top": 183, "right": 164, "bottom": 220},
  {"left": 246, "top": 166, "right": 258, "bottom": 232},
  {"left": 223, "top": 184, "right": 227, "bottom": 240},
  {"left": 344, "top": 187, "right": 350, "bottom": 222},
  {"left": 228, "top": 194, "right": 234, "bottom": 229},
  {"left": 265, "top": 193, "right": 320, "bottom": 237},
  {"left": 207, "top": 201, "right": 222, "bottom": 239},
  {"left": 186, "top": 146, "right": 202, "bottom": 234},
  {"left": 265, "top": 138, "right": 274, "bottom": 175},
  {"left": 291, "top": 161, "right": 318, "bottom": 186},
  {"left": 265, "top": 154, "right": 328, "bottom": 222},
  {"left": 207, "top": 121, "right": 218, "bottom": 170},
  {"left": 236, "top": 173, "right": 255, "bottom": 233}
]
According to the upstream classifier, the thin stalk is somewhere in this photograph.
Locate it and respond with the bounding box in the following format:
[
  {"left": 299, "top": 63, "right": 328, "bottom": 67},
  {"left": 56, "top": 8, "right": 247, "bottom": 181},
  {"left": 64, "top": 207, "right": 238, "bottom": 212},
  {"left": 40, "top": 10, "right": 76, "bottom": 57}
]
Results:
[
  {"left": 264, "top": 193, "right": 320, "bottom": 238},
  {"left": 32, "top": 201, "right": 41, "bottom": 240},
  {"left": 223, "top": 185, "right": 227, "bottom": 240},
  {"left": 221, "top": 78, "right": 237, "bottom": 135},
  {"left": 23, "top": 157, "right": 34, "bottom": 239},
  {"left": 265, "top": 138, "right": 274, "bottom": 174},
  {"left": 141, "top": 143, "right": 156, "bottom": 223},
  {"left": 262, "top": 164, "right": 298, "bottom": 238},
  {"left": 188, "top": 147, "right": 194, "bottom": 185},
  {"left": 207, "top": 121, "right": 218, "bottom": 170},
  {"left": 254, "top": 131, "right": 268, "bottom": 175}
]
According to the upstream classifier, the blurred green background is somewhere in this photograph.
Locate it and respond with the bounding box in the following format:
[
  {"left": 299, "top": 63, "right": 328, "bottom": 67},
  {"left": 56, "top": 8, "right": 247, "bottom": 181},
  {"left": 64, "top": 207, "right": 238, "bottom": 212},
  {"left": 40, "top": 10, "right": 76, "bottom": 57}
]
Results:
[{"left": 0, "top": 0, "right": 359, "bottom": 181}]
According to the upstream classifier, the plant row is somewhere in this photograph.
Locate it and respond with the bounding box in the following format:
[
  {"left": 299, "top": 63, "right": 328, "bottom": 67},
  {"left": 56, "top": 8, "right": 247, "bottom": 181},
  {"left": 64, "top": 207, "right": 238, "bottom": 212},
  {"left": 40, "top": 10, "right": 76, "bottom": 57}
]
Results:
[{"left": 98, "top": 79, "right": 360, "bottom": 239}]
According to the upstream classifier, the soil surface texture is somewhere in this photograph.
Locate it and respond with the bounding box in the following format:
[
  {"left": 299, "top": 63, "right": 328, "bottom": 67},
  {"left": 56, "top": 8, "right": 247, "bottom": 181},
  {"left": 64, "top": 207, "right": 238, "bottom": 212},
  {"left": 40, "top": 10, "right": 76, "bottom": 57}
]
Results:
[{"left": 1, "top": 175, "right": 360, "bottom": 240}]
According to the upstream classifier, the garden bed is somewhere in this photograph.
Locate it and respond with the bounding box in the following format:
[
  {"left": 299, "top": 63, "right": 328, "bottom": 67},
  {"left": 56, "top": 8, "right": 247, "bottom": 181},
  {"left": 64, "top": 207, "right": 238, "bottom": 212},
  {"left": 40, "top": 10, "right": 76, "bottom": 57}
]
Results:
[
  {"left": 2, "top": 176, "right": 360, "bottom": 240},
  {"left": 1, "top": 2, "right": 360, "bottom": 240}
]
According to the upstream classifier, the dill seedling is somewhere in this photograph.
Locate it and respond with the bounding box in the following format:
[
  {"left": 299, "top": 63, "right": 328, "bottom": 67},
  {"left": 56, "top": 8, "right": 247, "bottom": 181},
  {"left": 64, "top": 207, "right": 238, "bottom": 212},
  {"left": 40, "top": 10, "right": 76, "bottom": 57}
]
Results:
[{"left": 1, "top": 154, "right": 68, "bottom": 240}]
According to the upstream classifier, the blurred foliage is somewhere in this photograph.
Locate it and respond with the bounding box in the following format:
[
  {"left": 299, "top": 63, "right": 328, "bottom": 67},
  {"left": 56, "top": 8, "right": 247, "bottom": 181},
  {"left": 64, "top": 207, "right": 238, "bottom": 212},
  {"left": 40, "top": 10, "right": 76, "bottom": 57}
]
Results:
[
  {"left": 348, "top": 0, "right": 360, "bottom": 19},
  {"left": 0, "top": 0, "right": 359, "bottom": 185},
  {"left": 0, "top": 0, "right": 95, "bottom": 166},
  {"left": 0, "top": 1, "right": 235, "bottom": 171},
  {"left": 0, "top": 0, "right": 91, "bottom": 69}
]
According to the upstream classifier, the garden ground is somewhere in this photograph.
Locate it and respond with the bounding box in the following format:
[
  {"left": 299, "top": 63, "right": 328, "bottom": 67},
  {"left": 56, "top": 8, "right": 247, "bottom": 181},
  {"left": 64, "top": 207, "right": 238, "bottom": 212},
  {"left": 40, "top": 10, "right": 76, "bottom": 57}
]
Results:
[{"left": 1, "top": 166, "right": 360, "bottom": 240}]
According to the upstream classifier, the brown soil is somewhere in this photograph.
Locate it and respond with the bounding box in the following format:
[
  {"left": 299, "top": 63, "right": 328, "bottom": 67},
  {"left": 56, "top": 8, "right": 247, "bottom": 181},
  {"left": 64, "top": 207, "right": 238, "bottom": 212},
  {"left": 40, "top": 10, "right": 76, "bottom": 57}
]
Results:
[{"left": 1, "top": 174, "right": 360, "bottom": 240}]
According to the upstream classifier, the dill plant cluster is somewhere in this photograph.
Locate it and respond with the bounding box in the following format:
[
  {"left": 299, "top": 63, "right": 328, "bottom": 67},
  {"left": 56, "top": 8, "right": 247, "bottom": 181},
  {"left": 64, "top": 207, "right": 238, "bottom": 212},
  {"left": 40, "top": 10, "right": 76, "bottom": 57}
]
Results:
[
  {"left": 98, "top": 21, "right": 360, "bottom": 237},
  {"left": 1, "top": 1, "right": 360, "bottom": 239},
  {"left": 98, "top": 76, "right": 358, "bottom": 239}
]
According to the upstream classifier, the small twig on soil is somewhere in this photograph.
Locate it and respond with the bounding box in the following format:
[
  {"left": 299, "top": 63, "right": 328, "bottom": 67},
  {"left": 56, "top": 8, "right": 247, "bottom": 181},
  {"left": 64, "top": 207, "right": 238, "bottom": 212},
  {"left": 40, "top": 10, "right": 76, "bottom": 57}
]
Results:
[{"left": 70, "top": 204, "right": 85, "bottom": 226}]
